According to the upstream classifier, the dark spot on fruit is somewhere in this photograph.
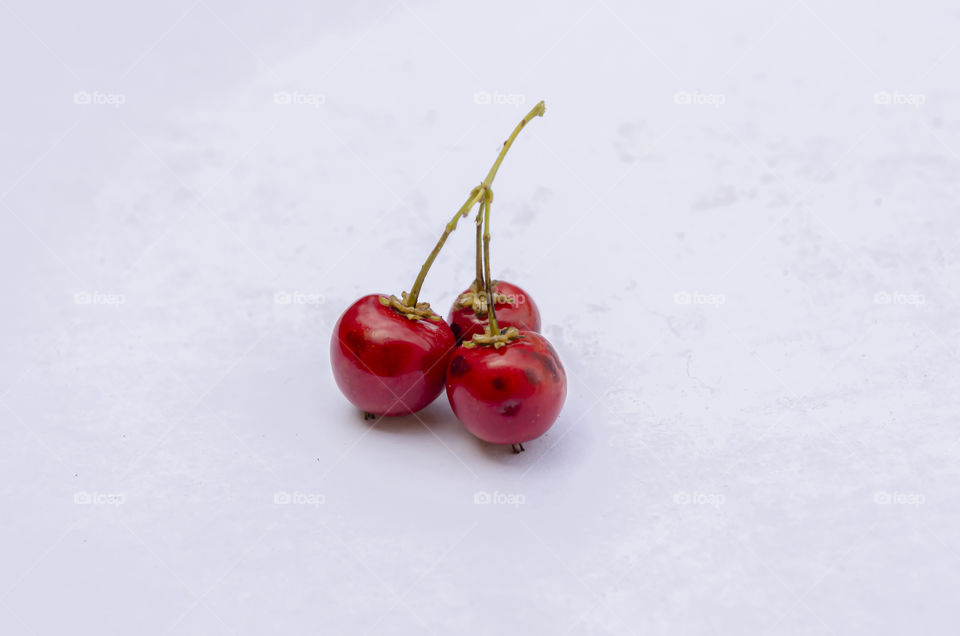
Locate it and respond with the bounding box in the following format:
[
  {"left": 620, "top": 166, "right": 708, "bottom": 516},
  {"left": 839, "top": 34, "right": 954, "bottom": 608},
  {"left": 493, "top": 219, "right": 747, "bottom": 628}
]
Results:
[
  {"left": 501, "top": 400, "right": 521, "bottom": 416},
  {"left": 448, "top": 355, "right": 471, "bottom": 377},
  {"left": 544, "top": 342, "right": 563, "bottom": 367},
  {"left": 524, "top": 368, "right": 540, "bottom": 385},
  {"left": 345, "top": 330, "right": 366, "bottom": 354},
  {"left": 492, "top": 376, "right": 506, "bottom": 390},
  {"left": 528, "top": 350, "right": 559, "bottom": 381}
]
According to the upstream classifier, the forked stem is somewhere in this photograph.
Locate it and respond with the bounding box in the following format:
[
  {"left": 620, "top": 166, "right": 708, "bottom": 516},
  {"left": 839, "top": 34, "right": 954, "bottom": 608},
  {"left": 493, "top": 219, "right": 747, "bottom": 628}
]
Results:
[
  {"left": 471, "top": 100, "right": 546, "bottom": 299},
  {"left": 405, "top": 100, "right": 546, "bottom": 307}
]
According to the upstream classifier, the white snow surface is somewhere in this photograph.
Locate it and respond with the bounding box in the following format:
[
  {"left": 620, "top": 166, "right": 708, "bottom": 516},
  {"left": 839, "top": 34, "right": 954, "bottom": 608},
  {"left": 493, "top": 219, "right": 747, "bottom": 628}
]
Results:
[{"left": 2, "top": 1, "right": 959, "bottom": 634}]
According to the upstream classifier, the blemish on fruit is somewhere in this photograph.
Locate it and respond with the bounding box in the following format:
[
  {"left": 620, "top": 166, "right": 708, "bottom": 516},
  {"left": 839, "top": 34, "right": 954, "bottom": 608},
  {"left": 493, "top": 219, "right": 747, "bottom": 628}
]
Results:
[
  {"left": 527, "top": 350, "right": 559, "bottom": 381},
  {"left": 345, "top": 331, "right": 366, "bottom": 353},
  {"left": 492, "top": 376, "right": 506, "bottom": 390},
  {"left": 524, "top": 368, "right": 540, "bottom": 385},
  {"left": 544, "top": 342, "right": 563, "bottom": 367},
  {"left": 449, "top": 355, "right": 471, "bottom": 377},
  {"left": 501, "top": 400, "right": 521, "bottom": 416}
]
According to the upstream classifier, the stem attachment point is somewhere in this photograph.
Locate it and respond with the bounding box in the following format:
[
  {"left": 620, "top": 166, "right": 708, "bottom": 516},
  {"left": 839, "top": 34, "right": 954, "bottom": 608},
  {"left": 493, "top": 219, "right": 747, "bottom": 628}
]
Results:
[
  {"left": 379, "top": 293, "right": 441, "bottom": 321},
  {"left": 462, "top": 325, "right": 521, "bottom": 349}
]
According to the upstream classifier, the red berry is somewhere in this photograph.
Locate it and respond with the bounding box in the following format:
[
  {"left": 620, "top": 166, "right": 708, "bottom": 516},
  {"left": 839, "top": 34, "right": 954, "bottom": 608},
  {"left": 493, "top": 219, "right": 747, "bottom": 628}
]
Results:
[
  {"left": 445, "top": 331, "right": 566, "bottom": 445},
  {"left": 331, "top": 294, "right": 456, "bottom": 416},
  {"left": 447, "top": 280, "right": 541, "bottom": 344}
]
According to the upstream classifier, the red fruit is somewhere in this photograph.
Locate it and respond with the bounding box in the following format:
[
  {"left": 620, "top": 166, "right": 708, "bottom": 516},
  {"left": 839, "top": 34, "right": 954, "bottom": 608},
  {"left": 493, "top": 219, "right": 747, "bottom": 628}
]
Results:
[
  {"left": 331, "top": 294, "right": 456, "bottom": 416},
  {"left": 445, "top": 331, "right": 566, "bottom": 445},
  {"left": 447, "top": 280, "right": 541, "bottom": 344}
]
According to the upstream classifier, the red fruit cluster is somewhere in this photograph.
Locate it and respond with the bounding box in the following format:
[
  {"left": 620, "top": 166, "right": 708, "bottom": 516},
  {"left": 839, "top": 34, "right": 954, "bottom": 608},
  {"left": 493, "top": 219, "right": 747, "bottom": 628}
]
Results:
[{"left": 329, "top": 101, "right": 565, "bottom": 452}]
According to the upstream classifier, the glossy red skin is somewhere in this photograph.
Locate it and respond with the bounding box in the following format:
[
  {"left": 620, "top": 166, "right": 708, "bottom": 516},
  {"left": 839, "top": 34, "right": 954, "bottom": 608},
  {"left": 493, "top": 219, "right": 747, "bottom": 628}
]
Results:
[
  {"left": 447, "top": 280, "right": 541, "bottom": 344},
  {"left": 331, "top": 294, "right": 456, "bottom": 416},
  {"left": 445, "top": 331, "right": 566, "bottom": 444}
]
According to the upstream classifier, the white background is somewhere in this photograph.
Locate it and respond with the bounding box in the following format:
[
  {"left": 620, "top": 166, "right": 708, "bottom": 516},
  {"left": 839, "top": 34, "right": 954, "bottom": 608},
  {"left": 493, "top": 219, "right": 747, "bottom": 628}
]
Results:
[{"left": 1, "top": 1, "right": 958, "bottom": 634}]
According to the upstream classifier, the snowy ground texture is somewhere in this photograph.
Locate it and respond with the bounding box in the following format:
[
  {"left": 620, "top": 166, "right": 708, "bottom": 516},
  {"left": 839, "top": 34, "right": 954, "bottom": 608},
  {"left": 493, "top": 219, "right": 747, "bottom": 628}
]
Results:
[{"left": 2, "top": 0, "right": 959, "bottom": 634}]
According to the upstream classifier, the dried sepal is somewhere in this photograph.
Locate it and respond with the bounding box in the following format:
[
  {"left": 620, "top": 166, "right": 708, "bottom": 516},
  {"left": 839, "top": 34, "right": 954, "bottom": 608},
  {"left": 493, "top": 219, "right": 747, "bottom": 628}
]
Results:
[
  {"left": 466, "top": 325, "right": 522, "bottom": 349},
  {"left": 455, "top": 280, "right": 514, "bottom": 315},
  {"left": 379, "top": 293, "right": 441, "bottom": 321}
]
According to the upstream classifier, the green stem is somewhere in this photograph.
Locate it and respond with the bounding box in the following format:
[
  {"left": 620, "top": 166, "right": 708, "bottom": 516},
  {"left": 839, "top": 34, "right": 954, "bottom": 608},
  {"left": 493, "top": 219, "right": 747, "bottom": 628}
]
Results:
[
  {"left": 474, "top": 209, "right": 484, "bottom": 290},
  {"left": 471, "top": 100, "right": 546, "bottom": 298},
  {"left": 482, "top": 190, "right": 499, "bottom": 335},
  {"left": 481, "top": 100, "right": 546, "bottom": 189},
  {"left": 406, "top": 100, "right": 546, "bottom": 307}
]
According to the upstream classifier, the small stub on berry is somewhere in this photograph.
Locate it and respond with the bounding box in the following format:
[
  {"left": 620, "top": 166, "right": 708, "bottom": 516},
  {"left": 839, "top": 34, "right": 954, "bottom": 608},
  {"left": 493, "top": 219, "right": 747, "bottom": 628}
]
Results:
[
  {"left": 464, "top": 325, "right": 521, "bottom": 349},
  {"left": 379, "top": 293, "right": 441, "bottom": 321}
]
